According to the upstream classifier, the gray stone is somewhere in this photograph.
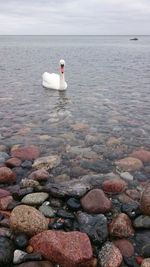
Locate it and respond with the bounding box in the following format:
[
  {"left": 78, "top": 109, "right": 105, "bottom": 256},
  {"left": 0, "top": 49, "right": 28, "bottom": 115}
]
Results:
[
  {"left": 0, "top": 236, "right": 15, "bottom": 266},
  {"left": 39, "top": 202, "right": 56, "bottom": 217},
  {"left": 21, "top": 192, "right": 49, "bottom": 205},
  {"left": 134, "top": 215, "right": 150, "bottom": 229},
  {"left": 120, "top": 172, "right": 133, "bottom": 181}
]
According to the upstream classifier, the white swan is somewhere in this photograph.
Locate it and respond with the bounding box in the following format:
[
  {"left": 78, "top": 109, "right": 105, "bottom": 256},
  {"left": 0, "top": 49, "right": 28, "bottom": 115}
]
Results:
[{"left": 42, "top": 59, "right": 67, "bottom": 90}]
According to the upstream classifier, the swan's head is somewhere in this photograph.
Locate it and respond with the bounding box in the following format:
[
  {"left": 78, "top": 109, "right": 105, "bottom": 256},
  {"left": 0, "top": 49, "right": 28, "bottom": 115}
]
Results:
[{"left": 60, "top": 59, "right": 65, "bottom": 74}]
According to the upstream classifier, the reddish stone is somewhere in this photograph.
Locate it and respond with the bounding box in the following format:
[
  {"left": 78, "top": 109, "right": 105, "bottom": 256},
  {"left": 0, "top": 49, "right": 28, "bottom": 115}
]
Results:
[
  {"left": 81, "top": 189, "right": 112, "bottom": 214},
  {"left": 0, "top": 210, "right": 11, "bottom": 218},
  {"left": 0, "top": 196, "right": 13, "bottom": 210},
  {"left": 136, "top": 256, "right": 144, "bottom": 265},
  {"left": 6, "top": 157, "right": 22, "bottom": 168},
  {"left": 126, "top": 189, "right": 141, "bottom": 201},
  {"left": 140, "top": 184, "right": 150, "bottom": 215},
  {"left": 0, "top": 167, "right": 16, "bottom": 183},
  {"left": 113, "top": 239, "right": 134, "bottom": 257},
  {"left": 109, "top": 213, "right": 134, "bottom": 238},
  {"left": 28, "top": 169, "right": 49, "bottom": 181},
  {"left": 118, "top": 193, "right": 137, "bottom": 204},
  {"left": 130, "top": 149, "right": 150, "bottom": 163},
  {"left": 29, "top": 230, "right": 93, "bottom": 267},
  {"left": 98, "top": 242, "right": 123, "bottom": 267},
  {"left": 0, "top": 188, "right": 11, "bottom": 198},
  {"left": 102, "top": 179, "right": 127, "bottom": 193},
  {"left": 11, "top": 145, "right": 40, "bottom": 161},
  {"left": 115, "top": 157, "right": 143, "bottom": 171}
]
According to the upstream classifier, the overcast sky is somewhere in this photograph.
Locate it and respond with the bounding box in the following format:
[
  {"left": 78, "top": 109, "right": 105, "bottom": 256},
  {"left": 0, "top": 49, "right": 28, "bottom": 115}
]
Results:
[{"left": 0, "top": 0, "right": 150, "bottom": 35}]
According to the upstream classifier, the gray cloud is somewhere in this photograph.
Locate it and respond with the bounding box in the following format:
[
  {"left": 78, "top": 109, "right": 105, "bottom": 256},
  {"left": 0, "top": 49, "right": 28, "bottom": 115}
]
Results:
[{"left": 0, "top": 0, "right": 150, "bottom": 34}]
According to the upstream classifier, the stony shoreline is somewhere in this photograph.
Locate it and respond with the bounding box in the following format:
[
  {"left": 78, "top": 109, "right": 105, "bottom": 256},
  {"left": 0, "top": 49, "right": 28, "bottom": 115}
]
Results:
[{"left": 0, "top": 141, "right": 150, "bottom": 267}]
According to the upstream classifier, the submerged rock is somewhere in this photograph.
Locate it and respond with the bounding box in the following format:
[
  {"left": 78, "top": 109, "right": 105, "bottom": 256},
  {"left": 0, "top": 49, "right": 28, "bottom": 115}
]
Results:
[
  {"left": 130, "top": 149, "right": 150, "bottom": 163},
  {"left": 32, "top": 155, "right": 61, "bottom": 170},
  {"left": 109, "top": 213, "right": 134, "bottom": 238},
  {"left": 0, "top": 236, "right": 15, "bottom": 266},
  {"left": 115, "top": 157, "right": 143, "bottom": 171},
  {"left": 140, "top": 184, "right": 150, "bottom": 215},
  {"left": 0, "top": 167, "right": 16, "bottom": 183},
  {"left": 133, "top": 215, "right": 150, "bottom": 229},
  {"left": 102, "top": 178, "right": 127, "bottom": 193},
  {"left": 21, "top": 192, "right": 49, "bottom": 205},
  {"left": 11, "top": 145, "right": 40, "bottom": 161},
  {"left": 113, "top": 239, "right": 134, "bottom": 257}
]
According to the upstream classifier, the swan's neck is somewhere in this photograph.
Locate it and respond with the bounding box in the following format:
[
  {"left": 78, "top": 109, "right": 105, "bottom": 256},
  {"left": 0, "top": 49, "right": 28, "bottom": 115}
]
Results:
[{"left": 60, "top": 72, "right": 65, "bottom": 89}]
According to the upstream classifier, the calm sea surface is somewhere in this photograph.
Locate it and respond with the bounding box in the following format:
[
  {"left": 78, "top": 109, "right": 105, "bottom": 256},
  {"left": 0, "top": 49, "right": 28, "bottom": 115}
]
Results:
[{"left": 0, "top": 35, "right": 150, "bottom": 153}]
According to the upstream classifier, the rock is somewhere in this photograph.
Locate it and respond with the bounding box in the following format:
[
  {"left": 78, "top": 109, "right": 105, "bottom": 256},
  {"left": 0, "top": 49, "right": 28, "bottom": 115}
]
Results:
[
  {"left": 0, "top": 227, "right": 13, "bottom": 238},
  {"left": 21, "top": 160, "right": 32, "bottom": 169},
  {"left": 0, "top": 167, "right": 16, "bottom": 183},
  {"left": 76, "top": 211, "right": 108, "bottom": 245},
  {"left": 130, "top": 149, "right": 150, "bottom": 163},
  {"left": 56, "top": 209, "right": 74, "bottom": 219},
  {"left": 71, "top": 122, "right": 89, "bottom": 131},
  {"left": 109, "top": 213, "right": 134, "bottom": 237},
  {"left": 106, "top": 137, "right": 121, "bottom": 146},
  {"left": 98, "top": 242, "right": 123, "bottom": 267},
  {"left": 115, "top": 157, "right": 143, "bottom": 171},
  {"left": 141, "top": 259, "right": 150, "bottom": 267},
  {"left": 0, "top": 188, "right": 11, "bottom": 198},
  {"left": 11, "top": 145, "right": 40, "bottom": 161},
  {"left": 134, "top": 171, "right": 148, "bottom": 182},
  {"left": 13, "top": 249, "right": 42, "bottom": 264},
  {"left": 39, "top": 202, "right": 56, "bottom": 217},
  {"left": 113, "top": 239, "right": 134, "bottom": 257},
  {"left": 140, "top": 185, "right": 150, "bottom": 215},
  {"left": 10, "top": 205, "right": 48, "bottom": 236},
  {"left": 133, "top": 215, "right": 150, "bottom": 229},
  {"left": 102, "top": 179, "right": 127, "bottom": 193},
  {"left": 6, "top": 157, "right": 22, "bottom": 168},
  {"left": 0, "top": 152, "right": 9, "bottom": 160},
  {"left": 0, "top": 236, "right": 15, "bottom": 266},
  {"left": 20, "top": 178, "right": 40, "bottom": 188},
  {"left": 21, "top": 192, "right": 49, "bottom": 205},
  {"left": 28, "top": 169, "right": 49, "bottom": 181},
  {"left": 121, "top": 202, "right": 140, "bottom": 218},
  {"left": 43, "top": 180, "right": 92, "bottom": 198},
  {"left": 120, "top": 172, "right": 133, "bottom": 181},
  {"left": 80, "top": 160, "right": 113, "bottom": 173},
  {"left": 80, "top": 189, "right": 112, "bottom": 213},
  {"left": 66, "top": 198, "right": 81, "bottom": 211},
  {"left": 32, "top": 155, "right": 61, "bottom": 170},
  {"left": 29, "top": 230, "right": 93, "bottom": 267},
  {"left": 16, "top": 261, "right": 54, "bottom": 267},
  {"left": 0, "top": 144, "right": 7, "bottom": 152},
  {"left": 12, "top": 187, "right": 34, "bottom": 200},
  {"left": 0, "top": 195, "right": 13, "bottom": 210},
  {"left": 124, "top": 256, "right": 139, "bottom": 267},
  {"left": 14, "top": 233, "right": 28, "bottom": 249},
  {"left": 135, "top": 231, "right": 150, "bottom": 257},
  {"left": 125, "top": 189, "right": 141, "bottom": 201}
]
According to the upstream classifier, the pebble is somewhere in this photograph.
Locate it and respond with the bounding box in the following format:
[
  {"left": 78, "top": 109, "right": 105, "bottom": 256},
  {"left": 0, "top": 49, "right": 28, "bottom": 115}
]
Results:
[
  {"left": 21, "top": 192, "right": 49, "bottom": 205},
  {"left": 16, "top": 262, "right": 54, "bottom": 267},
  {"left": 120, "top": 172, "right": 133, "bottom": 181},
  {"left": 121, "top": 202, "right": 140, "bottom": 218},
  {"left": 133, "top": 215, "right": 150, "bottom": 229},
  {"left": 66, "top": 197, "right": 81, "bottom": 211},
  {"left": 11, "top": 145, "right": 40, "bottom": 161},
  {"left": 98, "top": 241, "right": 123, "bottom": 267},
  {"left": 6, "top": 157, "right": 22, "bottom": 168},
  {"left": 113, "top": 239, "right": 134, "bottom": 257},
  {"left": 14, "top": 233, "right": 28, "bottom": 249},
  {"left": 115, "top": 157, "right": 143, "bottom": 171},
  {"left": 13, "top": 249, "right": 42, "bottom": 264},
  {"left": 10, "top": 205, "right": 48, "bottom": 236},
  {"left": 32, "top": 155, "right": 61, "bottom": 170},
  {"left": 80, "top": 188, "right": 112, "bottom": 213},
  {"left": 76, "top": 211, "right": 108, "bottom": 245},
  {"left": 0, "top": 236, "right": 15, "bottom": 266},
  {"left": 28, "top": 168, "right": 49, "bottom": 181},
  {"left": 109, "top": 213, "right": 134, "bottom": 237},
  {"left": 140, "top": 184, "right": 150, "bottom": 215},
  {"left": 0, "top": 166, "right": 16, "bottom": 183},
  {"left": 20, "top": 178, "right": 40, "bottom": 188},
  {"left": 56, "top": 209, "right": 74, "bottom": 219},
  {"left": 102, "top": 178, "right": 127, "bottom": 193},
  {"left": 135, "top": 230, "right": 150, "bottom": 257},
  {"left": 141, "top": 258, "right": 150, "bottom": 267},
  {"left": 130, "top": 149, "right": 150, "bottom": 163},
  {"left": 39, "top": 201, "right": 56, "bottom": 217}
]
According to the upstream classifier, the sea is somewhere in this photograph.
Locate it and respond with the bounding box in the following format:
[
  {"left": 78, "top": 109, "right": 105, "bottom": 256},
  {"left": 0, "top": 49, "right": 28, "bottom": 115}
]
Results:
[{"left": 0, "top": 35, "right": 150, "bottom": 154}]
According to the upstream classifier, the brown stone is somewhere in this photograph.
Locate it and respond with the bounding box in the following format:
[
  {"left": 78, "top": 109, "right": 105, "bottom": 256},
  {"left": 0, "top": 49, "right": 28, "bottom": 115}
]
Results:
[
  {"left": 71, "top": 122, "right": 89, "bottom": 131},
  {"left": 10, "top": 205, "right": 48, "bottom": 236},
  {"left": 29, "top": 230, "right": 93, "bottom": 267},
  {"left": 81, "top": 189, "right": 112, "bottom": 214},
  {"left": 113, "top": 239, "right": 134, "bottom": 257},
  {"left": 6, "top": 157, "right": 22, "bottom": 168},
  {"left": 126, "top": 189, "right": 141, "bottom": 201},
  {"left": 98, "top": 242, "right": 123, "bottom": 267},
  {"left": 11, "top": 145, "right": 40, "bottom": 161},
  {"left": 0, "top": 196, "right": 13, "bottom": 210},
  {"left": 109, "top": 213, "right": 134, "bottom": 238},
  {"left": 0, "top": 167, "right": 16, "bottom": 183},
  {"left": 140, "top": 184, "right": 150, "bottom": 215},
  {"left": 141, "top": 259, "right": 150, "bottom": 267},
  {"left": 115, "top": 157, "right": 143, "bottom": 171},
  {"left": 0, "top": 188, "right": 11, "bottom": 198},
  {"left": 28, "top": 169, "right": 49, "bottom": 181},
  {"left": 130, "top": 149, "right": 150, "bottom": 163},
  {"left": 102, "top": 179, "right": 127, "bottom": 193}
]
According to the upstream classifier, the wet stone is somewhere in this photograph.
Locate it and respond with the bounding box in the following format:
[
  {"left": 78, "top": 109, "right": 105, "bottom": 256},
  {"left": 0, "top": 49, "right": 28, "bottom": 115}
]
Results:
[
  {"left": 133, "top": 215, "right": 150, "bottom": 229},
  {"left": 14, "top": 233, "right": 28, "bottom": 249},
  {"left": 6, "top": 157, "right": 22, "bottom": 168},
  {"left": 56, "top": 209, "right": 75, "bottom": 219},
  {"left": 120, "top": 172, "right": 133, "bottom": 181},
  {"left": 48, "top": 221, "right": 64, "bottom": 230},
  {"left": 0, "top": 152, "right": 9, "bottom": 161},
  {"left": 21, "top": 160, "right": 32, "bottom": 169},
  {"left": 135, "top": 231, "right": 150, "bottom": 257},
  {"left": 124, "top": 256, "right": 139, "bottom": 267},
  {"left": 32, "top": 155, "right": 61, "bottom": 170},
  {"left": 80, "top": 159, "right": 113, "bottom": 173},
  {"left": 102, "top": 178, "right": 127, "bottom": 194},
  {"left": 13, "top": 249, "right": 43, "bottom": 265},
  {"left": 21, "top": 192, "right": 49, "bottom": 206},
  {"left": 141, "top": 259, "right": 150, "bottom": 267},
  {"left": 121, "top": 202, "right": 141, "bottom": 218},
  {"left": 113, "top": 239, "right": 134, "bottom": 257},
  {"left": 76, "top": 211, "right": 108, "bottom": 245},
  {"left": 66, "top": 197, "right": 81, "bottom": 211},
  {"left": 39, "top": 202, "right": 56, "bottom": 218},
  {"left": 109, "top": 213, "right": 134, "bottom": 238},
  {"left": 28, "top": 169, "right": 49, "bottom": 181},
  {"left": 134, "top": 171, "right": 148, "bottom": 182},
  {"left": 11, "top": 145, "right": 40, "bottom": 161},
  {"left": 140, "top": 185, "right": 150, "bottom": 215},
  {"left": 0, "top": 236, "right": 15, "bottom": 266},
  {"left": 98, "top": 241, "right": 123, "bottom": 267}
]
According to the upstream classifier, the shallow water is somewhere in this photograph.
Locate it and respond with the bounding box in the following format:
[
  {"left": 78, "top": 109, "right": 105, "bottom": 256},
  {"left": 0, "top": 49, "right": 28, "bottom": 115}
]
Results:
[{"left": 0, "top": 35, "right": 150, "bottom": 153}]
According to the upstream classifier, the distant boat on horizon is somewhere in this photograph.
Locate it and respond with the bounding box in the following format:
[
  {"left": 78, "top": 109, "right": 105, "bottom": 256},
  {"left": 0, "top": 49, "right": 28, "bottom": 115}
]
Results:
[{"left": 130, "top": 37, "right": 138, "bottom": 41}]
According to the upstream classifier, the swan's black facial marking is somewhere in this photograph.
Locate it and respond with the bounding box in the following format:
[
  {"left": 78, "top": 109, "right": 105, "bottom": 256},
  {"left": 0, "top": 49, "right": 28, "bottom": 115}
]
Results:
[
  {"left": 61, "top": 64, "right": 64, "bottom": 68},
  {"left": 61, "top": 64, "right": 64, "bottom": 73}
]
